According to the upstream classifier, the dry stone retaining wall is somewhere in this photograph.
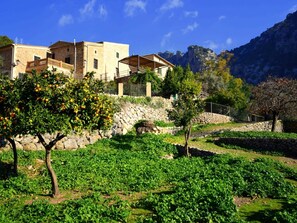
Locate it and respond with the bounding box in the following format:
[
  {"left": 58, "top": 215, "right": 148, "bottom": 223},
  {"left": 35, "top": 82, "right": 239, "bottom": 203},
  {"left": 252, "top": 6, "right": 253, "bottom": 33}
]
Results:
[
  {"left": 1, "top": 97, "right": 234, "bottom": 151},
  {"left": 194, "top": 112, "right": 234, "bottom": 124},
  {"left": 215, "top": 138, "right": 297, "bottom": 158},
  {"left": 231, "top": 121, "right": 283, "bottom": 132}
]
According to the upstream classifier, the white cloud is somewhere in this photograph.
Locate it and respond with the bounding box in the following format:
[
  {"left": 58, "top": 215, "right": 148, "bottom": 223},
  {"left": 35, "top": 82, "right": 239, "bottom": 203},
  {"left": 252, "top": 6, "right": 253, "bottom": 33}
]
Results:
[
  {"left": 226, "top": 37, "right": 233, "bottom": 45},
  {"left": 98, "top": 5, "right": 108, "bottom": 18},
  {"left": 218, "top": 15, "right": 226, "bottom": 21},
  {"left": 161, "top": 32, "right": 172, "bottom": 47},
  {"left": 182, "top": 22, "right": 198, "bottom": 34},
  {"left": 289, "top": 4, "right": 297, "bottom": 13},
  {"left": 204, "top": 40, "right": 219, "bottom": 50},
  {"left": 80, "top": 0, "right": 96, "bottom": 17},
  {"left": 160, "top": 0, "right": 183, "bottom": 11},
  {"left": 184, "top": 11, "right": 198, "bottom": 18},
  {"left": 124, "top": 0, "right": 146, "bottom": 17},
  {"left": 58, "top": 14, "right": 74, "bottom": 26}
]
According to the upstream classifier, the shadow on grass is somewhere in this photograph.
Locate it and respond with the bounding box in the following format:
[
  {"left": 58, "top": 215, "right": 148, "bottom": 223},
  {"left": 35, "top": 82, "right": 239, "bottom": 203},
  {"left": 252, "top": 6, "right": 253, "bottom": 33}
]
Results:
[{"left": 0, "top": 161, "right": 17, "bottom": 179}]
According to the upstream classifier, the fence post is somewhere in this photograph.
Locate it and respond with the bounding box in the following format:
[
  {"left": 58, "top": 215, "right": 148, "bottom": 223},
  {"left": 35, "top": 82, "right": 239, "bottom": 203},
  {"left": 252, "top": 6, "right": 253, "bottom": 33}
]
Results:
[
  {"left": 210, "top": 102, "right": 213, "bottom": 113},
  {"left": 146, "top": 82, "right": 151, "bottom": 97},
  {"left": 118, "top": 83, "right": 123, "bottom": 97}
]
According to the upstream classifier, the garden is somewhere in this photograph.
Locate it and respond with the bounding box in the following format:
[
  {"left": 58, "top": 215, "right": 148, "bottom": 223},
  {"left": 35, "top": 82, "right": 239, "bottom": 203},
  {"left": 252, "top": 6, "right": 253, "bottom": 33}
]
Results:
[{"left": 1, "top": 130, "right": 297, "bottom": 222}]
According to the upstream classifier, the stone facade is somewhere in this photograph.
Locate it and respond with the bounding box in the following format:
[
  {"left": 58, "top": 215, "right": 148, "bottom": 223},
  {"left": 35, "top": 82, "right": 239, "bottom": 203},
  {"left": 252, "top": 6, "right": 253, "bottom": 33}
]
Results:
[
  {"left": 0, "top": 44, "right": 49, "bottom": 78},
  {"left": 0, "top": 41, "right": 129, "bottom": 81},
  {"left": 50, "top": 41, "right": 130, "bottom": 81}
]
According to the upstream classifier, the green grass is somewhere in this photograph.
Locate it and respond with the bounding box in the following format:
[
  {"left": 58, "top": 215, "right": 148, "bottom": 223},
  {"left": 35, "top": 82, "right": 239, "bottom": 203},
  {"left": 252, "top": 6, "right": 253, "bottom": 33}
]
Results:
[
  {"left": 1, "top": 131, "right": 297, "bottom": 222},
  {"left": 217, "top": 131, "right": 297, "bottom": 139}
]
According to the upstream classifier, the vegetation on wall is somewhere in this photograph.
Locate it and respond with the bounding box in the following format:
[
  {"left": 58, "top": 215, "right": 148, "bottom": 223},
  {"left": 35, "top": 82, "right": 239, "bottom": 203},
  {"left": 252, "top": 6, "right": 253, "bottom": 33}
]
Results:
[{"left": 129, "top": 68, "right": 162, "bottom": 95}]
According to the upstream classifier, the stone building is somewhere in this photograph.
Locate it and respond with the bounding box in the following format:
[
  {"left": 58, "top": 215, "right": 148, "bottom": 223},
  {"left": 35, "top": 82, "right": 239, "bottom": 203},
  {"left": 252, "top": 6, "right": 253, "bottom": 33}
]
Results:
[
  {"left": 0, "top": 40, "right": 173, "bottom": 82},
  {"left": 49, "top": 41, "right": 130, "bottom": 80},
  {"left": 0, "top": 40, "right": 130, "bottom": 81},
  {"left": 0, "top": 44, "right": 50, "bottom": 79}
]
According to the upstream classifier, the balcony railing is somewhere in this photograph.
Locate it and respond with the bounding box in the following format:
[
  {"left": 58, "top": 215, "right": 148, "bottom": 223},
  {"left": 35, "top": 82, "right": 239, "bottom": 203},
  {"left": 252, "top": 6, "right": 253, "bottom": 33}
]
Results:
[{"left": 26, "top": 58, "right": 74, "bottom": 73}]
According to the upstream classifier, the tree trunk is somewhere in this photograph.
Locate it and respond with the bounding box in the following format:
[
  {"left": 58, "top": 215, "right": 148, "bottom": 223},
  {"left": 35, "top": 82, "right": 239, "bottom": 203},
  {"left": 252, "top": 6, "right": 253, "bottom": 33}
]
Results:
[
  {"left": 7, "top": 137, "right": 18, "bottom": 176},
  {"left": 271, "top": 112, "right": 279, "bottom": 132},
  {"left": 45, "top": 148, "right": 60, "bottom": 197},
  {"left": 37, "top": 133, "right": 65, "bottom": 197},
  {"left": 184, "top": 125, "right": 192, "bottom": 157}
]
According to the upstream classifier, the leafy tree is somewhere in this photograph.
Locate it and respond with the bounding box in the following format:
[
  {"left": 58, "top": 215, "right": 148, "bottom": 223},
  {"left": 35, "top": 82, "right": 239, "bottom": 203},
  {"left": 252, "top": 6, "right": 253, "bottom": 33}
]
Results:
[
  {"left": 167, "top": 67, "right": 204, "bottom": 156},
  {"left": 161, "top": 66, "right": 184, "bottom": 98},
  {"left": 250, "top": 77, "right": 297, "bottom": 132},
  {"left": 129, "top": 68, "right": 162, "bottom": 94},
  {"left": 0, "top": 35, "right": 13, "bottom": 47},
  {"left": 206, "top": 77, "right": 251, "bottom": 111},
  {"left": 197, "top": 52, "right": 233, "bottom": 94},
  {"left": 0, "top": 75, "right": 21, "bottom": 175},
  {"left": 13, "top": 70, "right": 117, "bottom": 197},
  {"left": 198, "top": 52, "right": 250, "bottom": 112}
]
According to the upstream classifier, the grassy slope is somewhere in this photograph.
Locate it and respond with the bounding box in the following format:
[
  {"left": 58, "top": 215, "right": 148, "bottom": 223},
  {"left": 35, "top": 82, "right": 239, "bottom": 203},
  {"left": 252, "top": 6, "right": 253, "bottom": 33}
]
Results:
[
  {"left": 164, "top": 123, "right": 297, "bottom": 222},
  {"left": 0, "top": 123, "right": 297, "bottom": 222}
]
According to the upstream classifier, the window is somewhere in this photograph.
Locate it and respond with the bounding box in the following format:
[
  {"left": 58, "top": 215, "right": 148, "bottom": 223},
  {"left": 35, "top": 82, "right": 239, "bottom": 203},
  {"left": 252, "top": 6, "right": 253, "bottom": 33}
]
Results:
[
  {"left": 116, "top": 68, "right": 119, "bottom": 77},
  {"left": 116, "top": 52, "right": 119, "bottom": 58},
  {"left": 34, "top": 56, "right": 41, "bottom": 61},
  {"left": 158, "top": 68, "right": 162, "bottom": 75},
  {"left": 65, "top": 57, "right": 71, "bottom": 64},
  {"left": 47, "top": 53, "right": 55, "bottom": 59},
  {"left": 94, "top": 59, "right": 98, "bottom": 69}
]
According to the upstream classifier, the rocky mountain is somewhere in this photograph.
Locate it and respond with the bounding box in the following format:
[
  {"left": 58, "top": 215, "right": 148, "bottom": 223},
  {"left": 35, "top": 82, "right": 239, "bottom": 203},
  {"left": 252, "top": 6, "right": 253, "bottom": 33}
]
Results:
[
  {"left": 229, "top": 11, "right": 297, "bottom": 84},
  {"left": 159, "top": 11, "right": 297, "bottom": 84},
  {"left": 158, "top": 45, "right": 217, "bottom": 73}
]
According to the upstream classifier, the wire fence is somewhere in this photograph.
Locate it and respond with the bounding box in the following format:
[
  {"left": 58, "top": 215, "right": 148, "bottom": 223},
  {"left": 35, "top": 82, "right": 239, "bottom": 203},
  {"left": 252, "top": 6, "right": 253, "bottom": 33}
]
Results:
[
  {"left": 204, "top": 102, "right": 235, "bottom": 116},
  {"left": 204, "top": 102, "right": 265, "bottom": 122}
]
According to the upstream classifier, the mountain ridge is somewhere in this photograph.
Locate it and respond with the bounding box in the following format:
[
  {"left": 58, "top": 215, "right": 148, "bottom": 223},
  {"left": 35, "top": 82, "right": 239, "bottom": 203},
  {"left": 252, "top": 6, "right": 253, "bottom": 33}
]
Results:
[{"left": 158, "top": 11, "right": 297, "bottom": 84}]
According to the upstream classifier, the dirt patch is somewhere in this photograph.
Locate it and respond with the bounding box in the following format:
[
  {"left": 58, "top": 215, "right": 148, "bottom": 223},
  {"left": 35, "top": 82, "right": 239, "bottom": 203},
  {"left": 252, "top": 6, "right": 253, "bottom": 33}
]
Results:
[
  {"left": 25, "top": 190, "right": 85, "bottom": 205},
  {"left": 234, "top": 196, "right": 253, "bottom": 207}
]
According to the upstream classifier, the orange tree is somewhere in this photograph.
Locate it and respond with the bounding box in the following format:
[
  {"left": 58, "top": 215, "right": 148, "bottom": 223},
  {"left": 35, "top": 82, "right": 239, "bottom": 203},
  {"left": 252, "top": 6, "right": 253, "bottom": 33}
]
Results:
[
  {"left": 0, "top": 75, "right": 22, "bottom": 175},
  {"left": 15, "top": 70, "right": 117, "bottom": 197}
]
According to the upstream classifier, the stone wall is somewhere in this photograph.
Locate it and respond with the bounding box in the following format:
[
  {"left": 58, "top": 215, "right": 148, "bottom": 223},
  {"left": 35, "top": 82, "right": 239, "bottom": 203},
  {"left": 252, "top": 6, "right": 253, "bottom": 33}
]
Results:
[
  {"left": 0, "top": 97, "right": 235, "bottom": 151},
  {"left": 215, "top": 138, "right": 297, "bottom": 158},
  {"left": 195, "top": 112, "right": 234, "bottom": 124},
  {"left": 111, "top": 97, "right": 172, "bottom": 135},
  {"left": 231, "top": 121, "right": 283, "bottom": 132}
]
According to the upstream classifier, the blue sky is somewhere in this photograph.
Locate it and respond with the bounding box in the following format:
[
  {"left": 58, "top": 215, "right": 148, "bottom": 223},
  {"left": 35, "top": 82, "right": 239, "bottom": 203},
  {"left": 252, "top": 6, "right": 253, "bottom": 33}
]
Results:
[{"left": 1, "top": 0, "right": 297, "bottom": 55}]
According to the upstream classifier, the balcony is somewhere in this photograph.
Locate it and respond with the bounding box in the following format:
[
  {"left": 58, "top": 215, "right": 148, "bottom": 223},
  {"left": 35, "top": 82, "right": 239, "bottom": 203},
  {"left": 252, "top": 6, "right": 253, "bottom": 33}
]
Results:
[{"left": 26, "top": 58, "right": 74, "bottom": 75}]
